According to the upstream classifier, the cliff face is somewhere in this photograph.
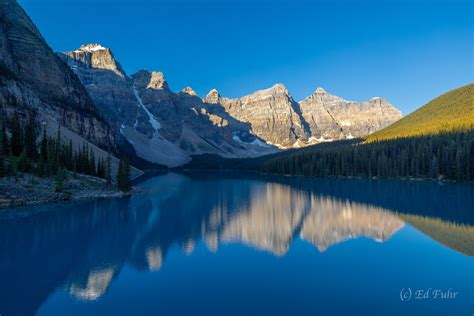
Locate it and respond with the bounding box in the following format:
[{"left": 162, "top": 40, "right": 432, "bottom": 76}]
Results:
[
  {"left": 64, "top": 44, "right": 126, "bottom": 76},
  {"left": 0, "top": 1, "right": 112, "bottom": 148},
  {"left": 299, "top": 87, "right": 403, "bottom": 141},
  {"left": 60, "top": 46, "right": 155, "bottom": 138},
  {"left": 204, "top": 85, "right": 402, "bottom": 148},
  {"left": 61, "top": 46, "right": 278, "bottom": 167},
  {"left": 214, "top": 84, "right": 309, "bottom": 148},
  {"left": 60, "top": 43, "right": 403, "bottom": 166}
]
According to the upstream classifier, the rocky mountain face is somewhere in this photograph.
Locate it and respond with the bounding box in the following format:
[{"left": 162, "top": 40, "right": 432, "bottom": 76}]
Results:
[
  {"left": 60, "top": 45, "right": 156, "bottom": 143},
  {"left": 202, "top": 85, "right": 402, "bottom": 148},
  {"left": 1, "top": 0, "right": 402, "bottom": 168},
  {"left": 60, "top": 43, "right": 402, "bottom": 166},
  {"left": 0, "top": 1, "right": 112, "bottom": 149},
  {"left": 206, "top": 84, "right": 308, "bottom": 147},
  {"left": 60, "top": 46, "right": 278, "bottom": 167},
  {"left": 299, "top": 87, "right": 403, "bottom": 141}
]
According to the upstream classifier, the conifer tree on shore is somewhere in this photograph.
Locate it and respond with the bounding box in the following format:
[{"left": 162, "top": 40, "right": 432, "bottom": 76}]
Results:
[
  {"left": 55, "top": 167, "right": 64, "bottom": 192},
  {"left": 106, "top": 153, "right": 112, "bottom": 187},
  {"left": 0, "top": 112, "right": 120, "bottom": 187},
  {"left": 116, "top": 157, "right": 131, "bottom": 192},
  {"left": 10, "top": 112, "right": 23, "bottom": 156},
  {"left": 24, "top": 115, "right": 37, "bottom": 160}
]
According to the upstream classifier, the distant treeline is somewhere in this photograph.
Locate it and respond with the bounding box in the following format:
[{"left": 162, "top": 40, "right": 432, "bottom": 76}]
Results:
[{"left": 261, "top": 130, "right": 474, "bottom": 181}]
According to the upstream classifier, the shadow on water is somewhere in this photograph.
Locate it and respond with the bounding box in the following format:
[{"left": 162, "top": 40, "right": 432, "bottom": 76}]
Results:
[{"left": 0, "top": 172, "right": 472, "bottom": 315}]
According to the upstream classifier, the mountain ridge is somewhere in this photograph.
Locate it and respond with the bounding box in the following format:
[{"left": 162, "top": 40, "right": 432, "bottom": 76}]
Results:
[
  {"left": 59, "top": 42, "right": 403, "bottom": 166},
  {"left": 366, "top": 83, "right": 474, "bottom": 142},
  {"left": 0, "top": 1, "right": 113, "bottom": 149},
  {"left": 257, "top": 84, "right": 474, "bottom": 182}
]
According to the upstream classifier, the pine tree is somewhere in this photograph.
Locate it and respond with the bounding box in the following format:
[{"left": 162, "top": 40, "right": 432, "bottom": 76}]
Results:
[
  {"left": 54, "top": 126, "right": 61, "bottom": 170},
  {"left": 116, "top": 157, "right": 131, "bottom": 192},
  {"left": 116, "top": 159, "right": 124, "bottom": 190},
  {"left": 81, "top": 143, "right": 88, "bottom": 174},
  {"left": 0, "top": 155, "right": 5, "bottom": 177},
  {"left": 37, "top": 154, "right": 45, "bottom": 177},
  {"left": 24, "top": 115, "right": 37, "bottom": 160},
  {"left": 40, "top": 129, "right": 48, "bottom": 161},
  {"left": 66, "top": 140, "right": 73, "bottom": 170},
  {"left": 0, "top": 118, "right": 10, "bottom": 156},
  {"left": 105, "top": 153, "right": 112, "bottom": 187},
  {"left": 97, "top": 158, "right": 105, "bottom": 178},
  {"left": 123, "top": 158, "right": 131, "bottom": 192},
  {"left": 55, "top": 167, "right": 64, "bottom": 192},
  {"left": 10, "top": 112, "right": 23, "bottom": 156},
  {"left": 455, "top": 149, "right": 462, "bottom": 180},
  {"left": 89, "top": 148, "right": 96, "bottom": 176},
  {"left": 16, "top": 149, "right": 30, "bottom": 172},
  {"left": 430, "top": 156, "right": 439, "bottom": 179}
]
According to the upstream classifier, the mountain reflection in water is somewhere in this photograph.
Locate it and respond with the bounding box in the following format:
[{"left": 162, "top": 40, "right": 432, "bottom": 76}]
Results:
[{"left": 0, "top": 172, "right": 472, "bottom": 316}]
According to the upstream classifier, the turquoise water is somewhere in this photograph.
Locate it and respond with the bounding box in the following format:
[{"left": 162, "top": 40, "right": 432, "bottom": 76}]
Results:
[{"left": 0, "top": 173, "right": 473, "bottom": 316}]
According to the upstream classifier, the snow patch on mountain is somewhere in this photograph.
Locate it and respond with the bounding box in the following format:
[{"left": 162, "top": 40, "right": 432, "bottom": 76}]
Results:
[
  {"left": 133, "top": 86, "right": 161, "bottom": 131},
  {"left": 233, "top": 134, "right": 271, "bottom": 148},
  {"left": 250, "top": 138, "right": 271, "bottom": 148},
  {"left": 77, "top": 44, "right": 107, "bottom": 52}
]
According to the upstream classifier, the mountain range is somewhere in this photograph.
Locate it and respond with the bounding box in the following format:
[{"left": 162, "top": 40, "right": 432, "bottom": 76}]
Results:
[
  {"left": 1, "top": 0, "right": 403, "bottom": 169},
  {"left": 257, "top": 83, "right": 474, "bottom": 181},
  {"left": 58, "top": 43, "right": 402, "bottom": 166}
]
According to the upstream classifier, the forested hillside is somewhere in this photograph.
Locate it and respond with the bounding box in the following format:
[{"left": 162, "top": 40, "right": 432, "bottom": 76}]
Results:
[
  {"left": 260, "top": 85, "right": 474, "bottom": 181},
  {"left": 366, "top": 84, "right": 473, "bottom": 141},
  {"left": 261, "top": 131, "right": 474, "bottom": 181}
]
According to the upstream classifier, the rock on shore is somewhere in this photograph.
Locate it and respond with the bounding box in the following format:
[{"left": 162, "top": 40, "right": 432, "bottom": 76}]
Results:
[{"left": 0, "top": 172, "right": 128, "bottom": 210}]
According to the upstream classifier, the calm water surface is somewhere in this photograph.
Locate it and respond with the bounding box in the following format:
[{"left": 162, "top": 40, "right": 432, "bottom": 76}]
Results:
[{"left": 0, "top": 173, "right": 473, "bottom": 316}]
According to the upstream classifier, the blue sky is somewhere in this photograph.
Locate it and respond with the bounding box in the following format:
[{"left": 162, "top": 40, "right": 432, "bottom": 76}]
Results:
[{"left": 20, "top": 0, "right": 473, "bottom": 114}]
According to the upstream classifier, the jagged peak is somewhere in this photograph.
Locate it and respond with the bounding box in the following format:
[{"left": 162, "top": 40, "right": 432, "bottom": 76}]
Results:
[
  {"left": 315, "top": 87, "right": 328, "bottom": 94},
  {"left": 369, "top": 96, "right": 389, "bottom": 102},
  {"left": 208, "top": 88, "right": 219, "bottom": 95},
  {"left": 256, "top": 83, "right": 288, "bottom": 95},
  {"left": 272, "top": 83, "right": 289, "bottom": 93},
  {"left": 132, "top": 70, "right": 169, "bottom": 90},
  {"left": 240, "top": 83, "right": 291, "bottom": 103},
  {"left": 368, "top": 96, "right": 395, "bottom": 108},
  {"left": 299, "top": 86, "right": 344, "bottom": 104},
  {"left": 180, "top": 86, "right": 197, "bottom": 96},
  {"left": 64, "top": 43, "right": 126, "bottom": 77},
  {"left": 300, "top": 87, "right": 395, "bottom": 108},
  {"left": 203, "top": 88, "right": 221, "bottom": 103}
]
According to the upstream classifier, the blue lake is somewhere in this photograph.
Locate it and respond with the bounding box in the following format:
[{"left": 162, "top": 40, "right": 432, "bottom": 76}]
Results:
[{"left": 0, "top": 173, "right": 473, "bottom": 316}]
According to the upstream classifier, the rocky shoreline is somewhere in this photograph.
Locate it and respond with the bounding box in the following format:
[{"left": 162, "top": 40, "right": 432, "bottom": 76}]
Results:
[{"left": 0, "top": 172, "right": 131, "bottom": 210}]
